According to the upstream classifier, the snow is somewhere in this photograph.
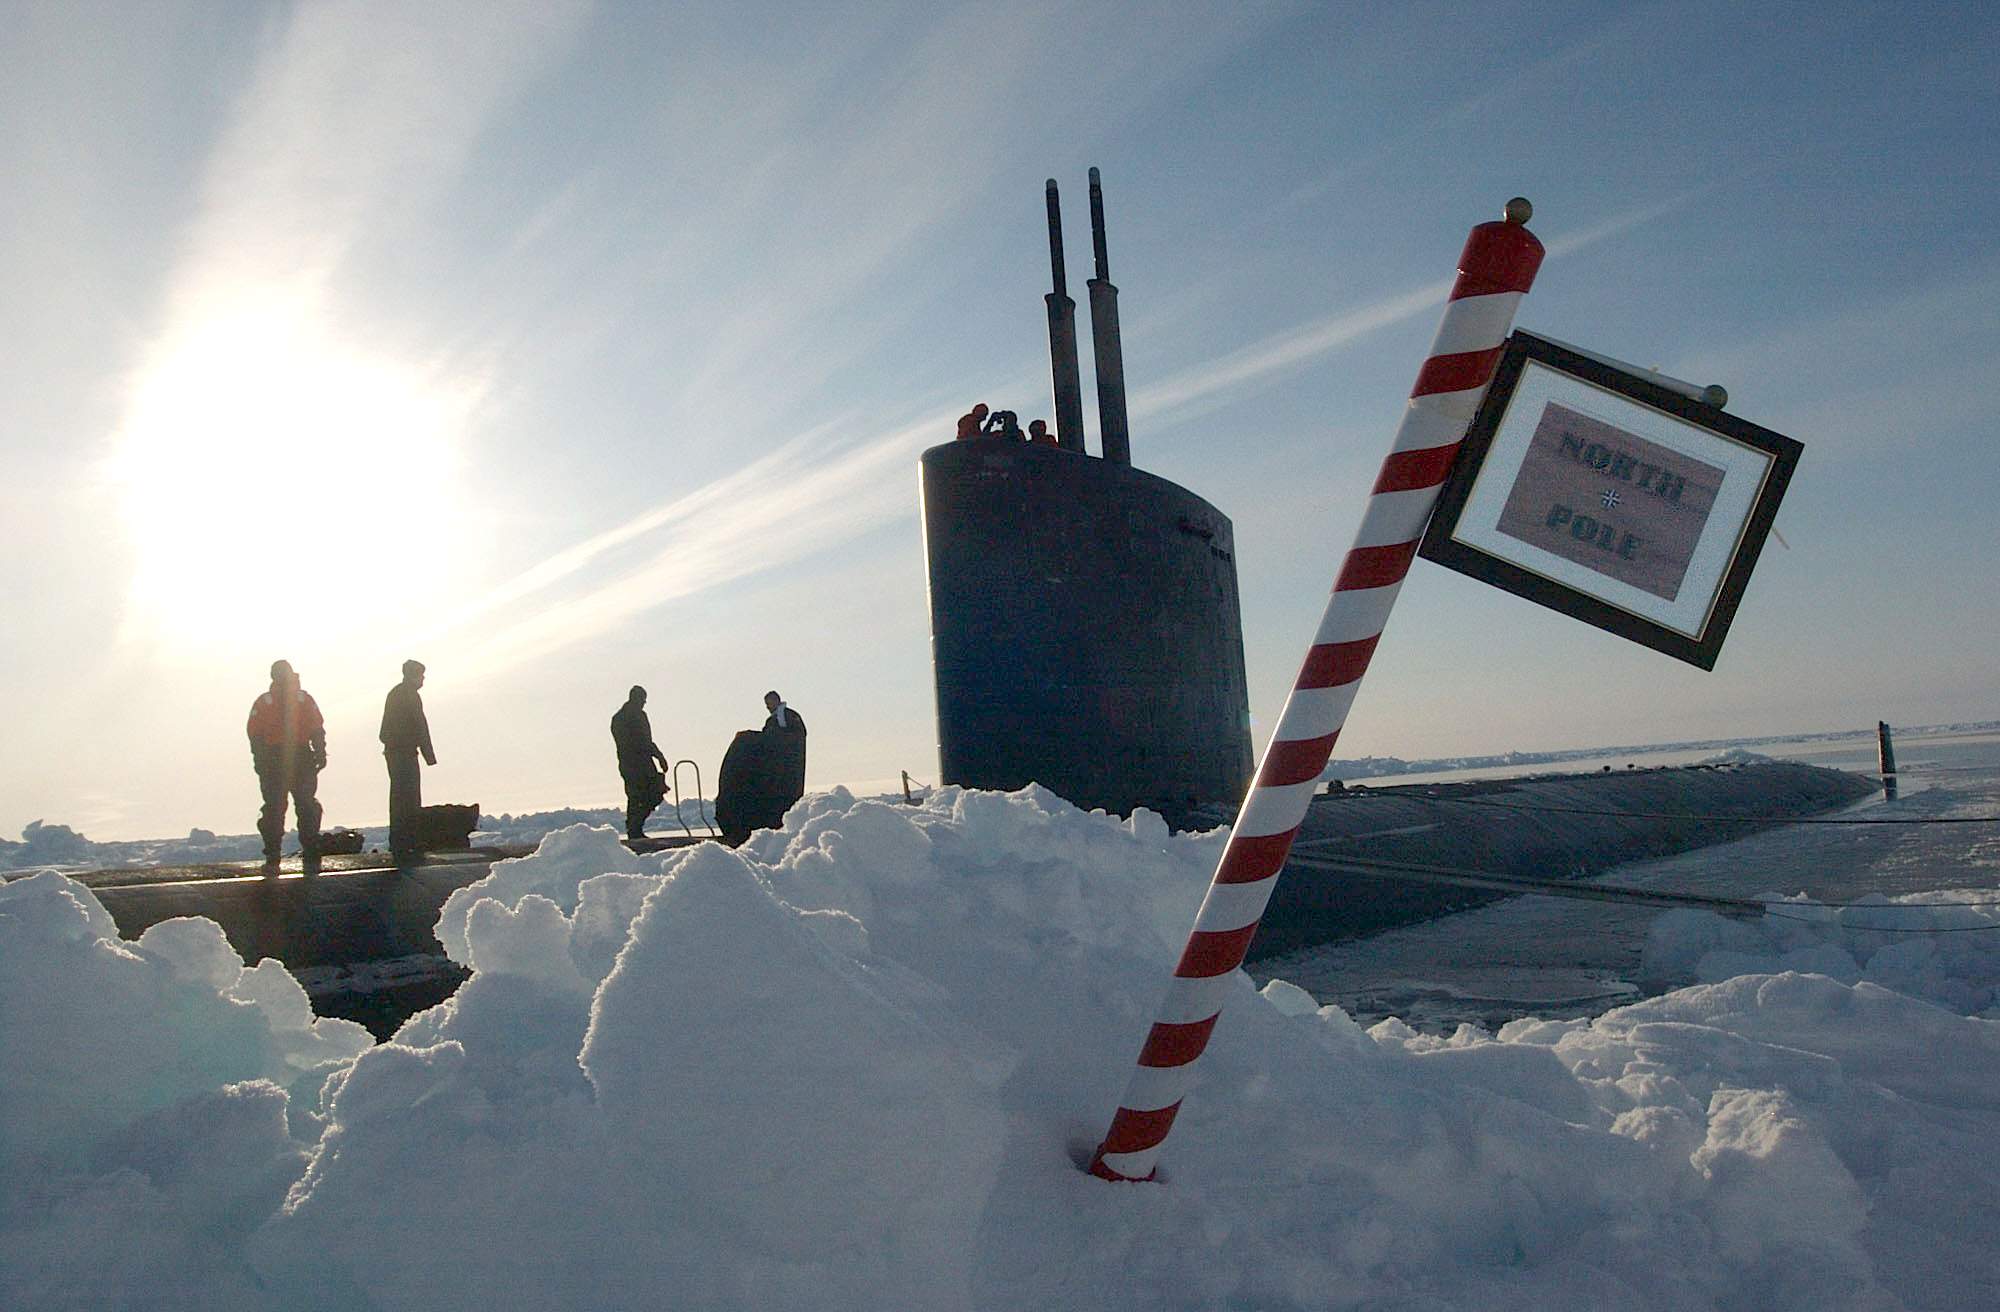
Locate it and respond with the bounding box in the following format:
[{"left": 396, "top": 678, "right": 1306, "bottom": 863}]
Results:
[
  {"left": 1642, "top": 890, "right": 2000, "bottom": 1015},
  {"left": 4, "top": 784, "right": 1999, "bottom": 1309}
]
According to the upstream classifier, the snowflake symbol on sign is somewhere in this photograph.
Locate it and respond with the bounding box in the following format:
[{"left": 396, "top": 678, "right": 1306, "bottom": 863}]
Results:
[{"left": 1600, "top": 489, "right": 1623, "bottom": 509}]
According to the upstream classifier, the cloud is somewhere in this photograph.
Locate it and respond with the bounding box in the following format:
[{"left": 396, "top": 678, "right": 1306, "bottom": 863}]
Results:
[
  {"left": 107, "top": 2, "right": 595, "bottom": 649},
  {"left": 165, "top": 0, "right": 592, "bottom": 303},
  {"left": 620, "top": 1, "right": 1297, "bottom": 436},
  {"left": 431, "top": 414, "right": 861, "bottom": 634},
  {"left": 1670, "top": 263, "right": 2000, "bottom": 461},
  {"left": 440, "top": 408, "right": 962, "bottom": 682},
  {"left": 1541, "top": 187, "right": 1715, "bottom": 261},
  {"left": 435, "top": 185, "right": 1709, "bottom": 683},
  {"left": 1129, "top": 192, "right": 1707, "bottom": 428},
  {"left": 1129, "top": 277, "right": 1455, "bottom": 424},
  {"left": 98, "top": 1, "right": 1299, "bottom": 682},
  {"left": 1277, "top": 9, "right": 1657, "bottom": 214}
]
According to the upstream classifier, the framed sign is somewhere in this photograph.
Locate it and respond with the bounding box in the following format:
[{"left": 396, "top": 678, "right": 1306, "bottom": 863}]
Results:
[{"left": 1417, "top": 331, "right": 1802, "bottom": 669}]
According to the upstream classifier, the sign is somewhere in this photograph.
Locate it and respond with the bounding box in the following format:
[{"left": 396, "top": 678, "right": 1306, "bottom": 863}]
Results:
[{"left": 1418, "top": 332, "right": 1802, "bottom": 669}]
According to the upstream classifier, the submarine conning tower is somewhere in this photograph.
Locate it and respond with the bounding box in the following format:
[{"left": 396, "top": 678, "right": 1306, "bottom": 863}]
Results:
[{"left": 920, "top": 169, "right": 1254, "bottom": 826}]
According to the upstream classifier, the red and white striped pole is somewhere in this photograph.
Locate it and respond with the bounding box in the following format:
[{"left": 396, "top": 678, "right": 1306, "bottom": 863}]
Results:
[{"left": 1089, "top": 198, "right": 1545, "bottom": 1183}]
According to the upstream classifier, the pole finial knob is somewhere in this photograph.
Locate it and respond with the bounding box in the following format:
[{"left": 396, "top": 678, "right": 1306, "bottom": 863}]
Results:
[
  {"left": 1503, "top": 197, "right": 1533, "bottom": 225},
  {"left": 1700, "top": 384, "right": 1729, "bottom": 409}
]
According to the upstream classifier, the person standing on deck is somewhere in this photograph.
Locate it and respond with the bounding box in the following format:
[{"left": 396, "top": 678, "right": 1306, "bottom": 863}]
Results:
[
  {"left": 761, "top": 690, "right": 808, "bottom": 815},
  {"left": 611, "top": 685, "right": 670, "bottom": 841},
  {"left": 379, "top": 659, "right": 436, "bottom": 866},
  {"left": 247, "top": 659, "right": 325, "bottom": 875}
]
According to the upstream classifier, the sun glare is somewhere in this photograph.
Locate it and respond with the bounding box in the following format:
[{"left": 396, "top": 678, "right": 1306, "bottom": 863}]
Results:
[{"left": 112, "top": 304, "right": 477, "bottom": 652}]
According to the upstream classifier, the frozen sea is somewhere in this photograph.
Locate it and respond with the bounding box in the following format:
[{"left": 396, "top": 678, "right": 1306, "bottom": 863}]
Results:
[
  {"left": 1253, "top": 728, "right": 2000, "bottom": 1030},
  {"left": 7, "top": 745, "right": 2000, "bottom": 1309}
]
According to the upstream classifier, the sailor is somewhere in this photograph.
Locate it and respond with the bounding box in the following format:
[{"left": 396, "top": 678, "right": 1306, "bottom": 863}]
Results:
[
  {"left": 762, "top": 690, "right": 808, "bottom": 813},
  {"left": 954, "top": 403, "right": 989, "bottom": 440},
  {"left": 762, "top": 690, "right": 805, "bottom": 735},
  {"left": 246, "top": 659, "right": 325, "bottom": 875},
  {"left": 717, "top": 690, "right": 810, "bottom": 848},
  {"left": 379, "top": 659, "right": 436, "bottom": 867},
  {"left": 611, "top": 685, "right": 671, "bottom": 841}
]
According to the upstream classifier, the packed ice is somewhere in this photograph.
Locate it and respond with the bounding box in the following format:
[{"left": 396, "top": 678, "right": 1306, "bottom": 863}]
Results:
[{"left": 3, "top": 785, "right": 1996, "bottom": 1309}]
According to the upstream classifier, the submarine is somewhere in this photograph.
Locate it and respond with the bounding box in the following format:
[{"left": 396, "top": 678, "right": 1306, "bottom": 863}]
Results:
[{"left": 920, "top": 170, "right": 1253, "bottom": 825}]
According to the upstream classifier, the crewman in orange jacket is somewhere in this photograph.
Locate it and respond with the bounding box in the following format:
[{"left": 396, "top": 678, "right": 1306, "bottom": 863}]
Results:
[
  {"left": 954, "top": 403, "right": 989, "bottom": 440},
  {"left": 247, "top": 659, "right": 326, "bottom": 874}
]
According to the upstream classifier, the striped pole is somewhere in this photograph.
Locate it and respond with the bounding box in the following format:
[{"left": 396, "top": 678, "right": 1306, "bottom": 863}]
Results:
[{"left": 1088, "top": 199, "right": 1545, "bottom": 1183}]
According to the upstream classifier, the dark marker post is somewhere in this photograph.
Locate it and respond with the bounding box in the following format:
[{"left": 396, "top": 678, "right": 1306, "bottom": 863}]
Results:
[
  {"left": 1045, "top": 180, "right": 1088, "bottom": 454},
  {"left": 1086, "top": 167, "right": 1131, "bottom": 466}
]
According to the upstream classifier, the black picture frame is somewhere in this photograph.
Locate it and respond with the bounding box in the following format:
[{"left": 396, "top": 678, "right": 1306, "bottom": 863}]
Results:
[{"left": 1417, "top": 331, "right": 1803, "bottom": 670}]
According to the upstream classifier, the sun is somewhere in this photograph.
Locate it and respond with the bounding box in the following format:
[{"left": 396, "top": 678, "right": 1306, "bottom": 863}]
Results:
[{"left": 111, "top": 300, "right": 479, "bottom": 652}]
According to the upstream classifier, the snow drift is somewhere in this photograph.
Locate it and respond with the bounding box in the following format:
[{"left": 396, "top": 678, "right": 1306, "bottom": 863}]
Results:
[{"left": 3, "top": 785, "right": 1997, "bottom": 1310}]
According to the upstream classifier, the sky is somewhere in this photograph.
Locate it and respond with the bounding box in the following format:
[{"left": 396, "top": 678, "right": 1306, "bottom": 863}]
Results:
[{"left": 2, "top": 0, "right": 1995, "bottom": 842}]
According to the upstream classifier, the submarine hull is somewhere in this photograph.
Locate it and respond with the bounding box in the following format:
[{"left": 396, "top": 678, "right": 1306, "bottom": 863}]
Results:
[{"left": 920, "top": 439, "right": 1253, "bottom": 823}]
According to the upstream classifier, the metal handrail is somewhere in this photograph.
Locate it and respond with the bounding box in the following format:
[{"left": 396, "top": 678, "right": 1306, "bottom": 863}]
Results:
[{"left": 671, "top": 759, "right": 716, "bottom": 838}]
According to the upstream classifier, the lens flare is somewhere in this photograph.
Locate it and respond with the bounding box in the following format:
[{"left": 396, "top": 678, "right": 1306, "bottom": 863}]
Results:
[{"left": 110, "top": 299, "right": 477, "bottom": 653}]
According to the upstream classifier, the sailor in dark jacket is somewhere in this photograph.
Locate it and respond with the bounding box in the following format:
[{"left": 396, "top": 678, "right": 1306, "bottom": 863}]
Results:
[
  {"left": 715, "top": 691, "right": 809, "bottom": 847},
  {"left": 379, "top": 659, "right": 436, "bottom": 865},
  {"left": 762, "top": 690, "right": 807, "bottom": 814},
  {"left": 611, "top": 685, "right": 670, "bottom": 840}
]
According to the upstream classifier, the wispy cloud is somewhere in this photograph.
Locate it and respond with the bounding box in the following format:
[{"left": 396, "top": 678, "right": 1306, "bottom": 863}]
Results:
[
  {"left": 106, "top": 0, "right": 1298, "bottom": 680},
  {"left": 1277, "top": 10, "right": 1655, "bottom": 215},
  {"left": 429, "top": 414, "right": 860, "bottom": 635},
  {"left": 1541, "top": 186, "right": 1715, "bottom": 261},
  {"left": 439, "top": 189, "right": 1708, "bottom": 681},
  {"left": 1672, "top": 261, "right": 2000, "bottom": 461},
  {"left": 617, "top": 1, "right": 1295, "bottom": 438},
  {"left": 109, "top": 2, "right": 594, "bottom": 646},
  {"left": 1129, "top": 277, "right": 1454, "bottom": 424},
  {"left": 439, "top": 406, "right": 966, "bottom": 683},
  {"left": 165, "top": 0, "right": 591, "bottom": 309},
  {"left": 1129, "top": 192, "right": 1707, "bottom": 427}
]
